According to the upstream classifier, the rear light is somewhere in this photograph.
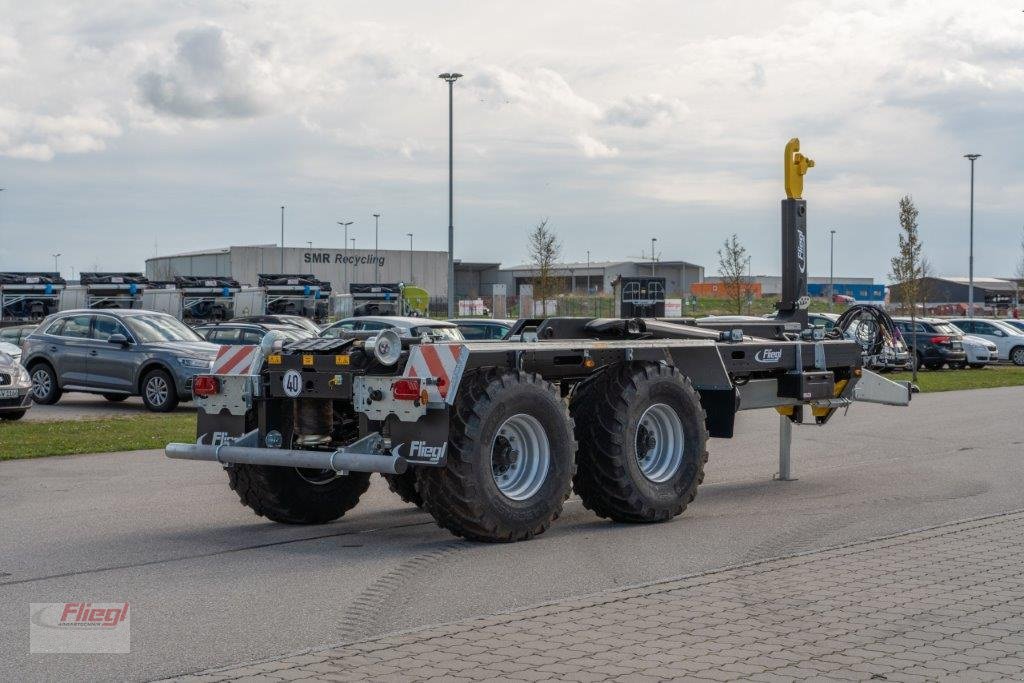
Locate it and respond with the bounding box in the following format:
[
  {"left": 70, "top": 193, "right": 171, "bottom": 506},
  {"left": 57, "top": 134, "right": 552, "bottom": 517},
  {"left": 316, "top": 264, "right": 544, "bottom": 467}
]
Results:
[
  {"left": 193, "top": 375, "right": 220, "bottom": 398},
  {"left": 930, "top": 335, "right": 951, "bottom": 345},
  {"left": 392, "top": 378, "right": 422, "bottom": 401}
]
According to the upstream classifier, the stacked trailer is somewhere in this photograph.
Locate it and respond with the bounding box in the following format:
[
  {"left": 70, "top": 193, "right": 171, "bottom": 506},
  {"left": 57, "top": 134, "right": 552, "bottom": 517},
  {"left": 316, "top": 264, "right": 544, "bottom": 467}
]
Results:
[
  {"left": 176, "top": 276, "right": 240, "bottom": 321},
  {"left": 166, "top": 138, "right": 914, "bottom": 543},
  {"left": 60, "top": 273, "right": 149, "bottom": 310},
  {"left": 613, "top": 276, "right": 666, "bottom": 318},
  {"left": 349, "top": 283, "right": 406, "bottom": 317},
  {"left": 0, "top": 272, "right": 66, "bottom": 322},
  {"left": 258, "top": 274, "right": 332, "bottom": 324}
]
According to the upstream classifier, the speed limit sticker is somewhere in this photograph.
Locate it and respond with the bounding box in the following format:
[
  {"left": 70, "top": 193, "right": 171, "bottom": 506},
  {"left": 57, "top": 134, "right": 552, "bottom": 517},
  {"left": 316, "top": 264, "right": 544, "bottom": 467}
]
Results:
[{"left": 282, "top": 369, "right": 303, "bottom": 397}]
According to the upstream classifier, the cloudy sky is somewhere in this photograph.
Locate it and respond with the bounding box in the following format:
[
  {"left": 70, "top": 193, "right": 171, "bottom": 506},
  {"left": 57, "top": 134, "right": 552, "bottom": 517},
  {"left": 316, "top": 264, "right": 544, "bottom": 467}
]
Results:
[{"left": 1, "top": 0, "right": 1022, "bottom": 281}]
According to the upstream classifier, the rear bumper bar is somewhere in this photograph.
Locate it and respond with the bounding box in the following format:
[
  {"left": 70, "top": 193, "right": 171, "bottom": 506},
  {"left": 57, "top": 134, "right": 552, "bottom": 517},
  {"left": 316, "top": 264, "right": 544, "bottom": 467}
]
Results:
[{"left": 165, "top": 432, "right": 407, "bottom": 475}]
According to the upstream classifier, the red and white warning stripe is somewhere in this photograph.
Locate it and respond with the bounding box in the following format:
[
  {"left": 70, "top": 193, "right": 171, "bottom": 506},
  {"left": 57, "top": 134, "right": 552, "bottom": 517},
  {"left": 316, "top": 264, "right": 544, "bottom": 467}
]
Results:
[
  {"left": 211, "top": 345, "right": 261, "bottom": 375},
  {"left": 402, "top": 343, "right": 468, "bottom": 404}
]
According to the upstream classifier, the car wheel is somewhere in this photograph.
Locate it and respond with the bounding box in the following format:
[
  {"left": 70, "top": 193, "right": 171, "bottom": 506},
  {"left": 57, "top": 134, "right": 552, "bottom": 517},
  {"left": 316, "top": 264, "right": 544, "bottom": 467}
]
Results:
[
  {"left": 140, "top": 369, "right": 179, "bottom": 413},
  {"left": 1011, "top": 346, "right": 1024, "bottom": 367},
  {"left": 29, "top": 363, "right": 62, "bottom": 405}
]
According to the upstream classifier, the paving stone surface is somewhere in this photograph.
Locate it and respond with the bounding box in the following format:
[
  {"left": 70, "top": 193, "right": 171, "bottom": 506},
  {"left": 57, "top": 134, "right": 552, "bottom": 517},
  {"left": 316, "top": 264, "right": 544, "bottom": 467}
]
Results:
[{"left": 167, "top": 510, "right": 1024, "bottom": 682}]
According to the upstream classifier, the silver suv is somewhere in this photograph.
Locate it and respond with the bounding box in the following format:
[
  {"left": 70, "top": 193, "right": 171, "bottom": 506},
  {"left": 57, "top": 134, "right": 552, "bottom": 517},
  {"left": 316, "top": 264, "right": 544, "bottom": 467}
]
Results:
[{"left": 22, "top": 309, "right": 219, "bottom": 412}]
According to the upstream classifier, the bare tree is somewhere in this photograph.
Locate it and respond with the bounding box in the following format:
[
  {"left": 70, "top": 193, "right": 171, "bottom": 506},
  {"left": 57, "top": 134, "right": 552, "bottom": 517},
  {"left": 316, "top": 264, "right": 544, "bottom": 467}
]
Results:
[
  {"left": 889, "top": 194, "right": 930, "bottom": 381},
  {"left": 716, "top": 234, "right": 748, "bottom": 315},
  {"left": 527, "top": 218, "right": 561, "bottom": 307}
]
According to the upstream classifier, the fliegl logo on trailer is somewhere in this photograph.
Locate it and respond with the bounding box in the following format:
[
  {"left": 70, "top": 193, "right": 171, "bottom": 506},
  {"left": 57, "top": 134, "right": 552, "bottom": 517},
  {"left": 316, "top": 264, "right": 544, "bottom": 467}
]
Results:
[
  {"left": 754, "top": 348, "right": 784, "bottom": 364},
  {"left": 30, "top": 602, "right": 131, "bottom": 653}
]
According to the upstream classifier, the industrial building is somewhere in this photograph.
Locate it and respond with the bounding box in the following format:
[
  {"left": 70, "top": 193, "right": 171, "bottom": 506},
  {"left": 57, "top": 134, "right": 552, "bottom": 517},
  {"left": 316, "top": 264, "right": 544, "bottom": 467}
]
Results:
[
  {"left": 495, "top": 260, "right": 705, "bottom": 296},
  {"left": 889, "top": 276, "right": 1021, "bottom": 309},
  {"left": 146, "top": 245, "right": 452, "bottom": 297},
  {"left": 146, "top": 248, "right": 705, "bottom": 300},
  {"left": 704, "top": 275, "right": 881, "bottom": 301}
]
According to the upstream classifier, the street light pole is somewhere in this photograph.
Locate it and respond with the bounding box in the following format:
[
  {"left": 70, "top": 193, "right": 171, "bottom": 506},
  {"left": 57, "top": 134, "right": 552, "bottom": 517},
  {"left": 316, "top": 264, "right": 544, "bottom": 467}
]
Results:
[
  {"left": 372, "top": 213, "right": 381, "bottom": 284},
  {"left": 964, "top": 154, "right": 981, "bottom": 318},
  {"left": 350, "top": 237, "right": 357, "bottom": 282},
  {"left": 651, "top": 238, "right": 657, "bottom": 276},
  {"left": 586, "top": 250, "right": 591, "bottom": 294},
  {"left": 829, "top": 229, "right": 836, "bottom": 312},
  {"left": 439, "top": 72, "right": 463, "bottom": 317},
  {"left": 407, "top": 232, "right": 414, "bottom": 282},
  {"left": 337, "top": 221, "right": 353, "bottom": 286},
  {"left": 53, "top": 253, "right": 61, "bottom": 275},
  {"left": 280, "top": 206, "right": 285, "bottom": 272}
]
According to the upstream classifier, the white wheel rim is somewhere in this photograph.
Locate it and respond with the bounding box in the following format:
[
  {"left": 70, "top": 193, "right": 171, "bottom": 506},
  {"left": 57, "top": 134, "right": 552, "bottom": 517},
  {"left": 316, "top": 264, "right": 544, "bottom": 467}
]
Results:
[
  {"left": 636, "top": 403, "right": 685, "bottom": 483},
  {"left": 31, "top": 369, "right": 51, "bottom": 400},
  {"left": 491, "top": 413, "right": 550, "bottom": 501},
  {"left": 146, "top": 376, "right": 169, "bottom": 406}
]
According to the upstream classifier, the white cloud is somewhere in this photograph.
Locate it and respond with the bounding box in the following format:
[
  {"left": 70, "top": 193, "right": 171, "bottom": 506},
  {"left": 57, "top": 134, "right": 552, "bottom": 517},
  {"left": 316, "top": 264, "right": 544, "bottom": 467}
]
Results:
[
  {"left": 575, "top": 132, "right": 619, "bottom": 159},
  {"left": 601, "top": 94, "right": 687, "bottom": 128}
]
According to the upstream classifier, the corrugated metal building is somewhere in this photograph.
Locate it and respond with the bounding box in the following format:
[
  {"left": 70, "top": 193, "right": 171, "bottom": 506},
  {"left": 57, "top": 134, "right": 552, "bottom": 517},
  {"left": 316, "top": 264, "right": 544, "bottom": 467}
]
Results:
[
  {"left": 494, "top": 260, "right": 705, "bottom": 295},
  {"left": 146, "top": 245, "right": 452, "bottom": 296}
]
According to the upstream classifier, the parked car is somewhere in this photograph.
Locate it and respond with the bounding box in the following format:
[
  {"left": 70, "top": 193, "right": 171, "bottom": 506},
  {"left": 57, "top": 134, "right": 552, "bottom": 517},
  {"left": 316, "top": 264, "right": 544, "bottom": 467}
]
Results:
[
  {"left": 957, "top": 335, "right": 999, "bottom": 369},
  {"left": 0, "top": 346, "right": 33, "bottom": 420},
  {"left": 947, "top": 319, "right": 1024, "bottom": 366},
  {"left": 0, "top": 324, "right": 37, "bottom": 347},
  {"left": 22, "top": 309, "right": 219, "bottom": 412},
  {"left": 1001, "top": 319, "right": 1024, "bottom": 334},
  {"left": 0, "top": 341, "right": 22, "bottom": 364},
  {"left": 231, "top": 314, "right": 321, "bottom": 336},
  {"left": 891, "top": 317, "right": 967, "bottom": 371},
  {"left": 447, "top": 318, "right": 515, "bottom": 340},
  {"left": 320, "top": 316, "right": 464, "bottom": 340},
  {"left": 194, "top": 322, "right": 315, "bottom": 346}
]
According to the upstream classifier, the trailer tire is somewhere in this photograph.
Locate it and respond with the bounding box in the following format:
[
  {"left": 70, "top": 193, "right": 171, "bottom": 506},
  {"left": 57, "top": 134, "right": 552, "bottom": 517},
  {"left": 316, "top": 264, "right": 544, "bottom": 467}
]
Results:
[
  {"left": 417, "top": 369, "right": 575, "bottom": 542},
  {"left": 227, "top": 466, "right": 371, "bottom": 525},
  {"left": 382, "top": 471, "right": 423, "bottom": 508},
  {"left": 571, "top": 362, "right": 708, "bottom": 524}
]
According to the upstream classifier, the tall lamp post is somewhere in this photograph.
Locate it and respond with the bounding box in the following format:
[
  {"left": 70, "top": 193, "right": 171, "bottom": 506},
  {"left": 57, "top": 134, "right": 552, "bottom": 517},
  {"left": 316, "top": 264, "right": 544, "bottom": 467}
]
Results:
[
  {"left": 52, "top": 253, "right": 61, "bottom": 275},
  {"left": 280, "top": 206, "right": 285, "bottom": 272},
  {"left": 586, "top": 249, "right": 591, "bottom": 294},
  {"left": 650, "top": 237, "right": 658, "bottom": 276},
  {"left": 338, "top": 221, "right": 353, "bottom": 285},
  {"left": 964, "top": 154, "right": 981, "bottom": 317},
  {"left": 829, "top": 229, "right": 836, "bottom": 312},
  {"left": 350, "top": 237, "right": 357, "bottom": 282},
  {"left": 406, "top": 232, "right": 414, "bottom": 282},
  {"left": 438, "top": 72, "right": 463, "bottom": 317},
  {"left": 372, "top": 213, "right": 381, "bottom": 283}
]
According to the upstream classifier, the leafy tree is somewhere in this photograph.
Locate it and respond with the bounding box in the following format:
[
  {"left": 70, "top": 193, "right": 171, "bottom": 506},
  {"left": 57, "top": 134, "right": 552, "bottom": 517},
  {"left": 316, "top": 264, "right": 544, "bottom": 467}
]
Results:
[
  {"left": 889, "top": 194, "right": 931, "bottom": 381},
  {"left": 527, "top": 218, "right": 561, "bottom": 308},
  {"left": 716, "top": 233, "right": 750, "bottom": 315}
]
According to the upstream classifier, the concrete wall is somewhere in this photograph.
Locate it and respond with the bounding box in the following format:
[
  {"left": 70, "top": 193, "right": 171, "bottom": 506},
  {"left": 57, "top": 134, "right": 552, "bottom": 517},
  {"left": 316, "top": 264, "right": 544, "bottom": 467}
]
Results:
[{"left": 147, "top": 247, "right": 451, "bottom": 296}]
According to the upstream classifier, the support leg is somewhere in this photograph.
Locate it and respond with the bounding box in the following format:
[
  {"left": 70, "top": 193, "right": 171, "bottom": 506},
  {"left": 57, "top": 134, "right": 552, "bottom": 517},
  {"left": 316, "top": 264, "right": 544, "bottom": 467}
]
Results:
[{"left": 775, "top": 414, "right": 796, "bottom": 481}]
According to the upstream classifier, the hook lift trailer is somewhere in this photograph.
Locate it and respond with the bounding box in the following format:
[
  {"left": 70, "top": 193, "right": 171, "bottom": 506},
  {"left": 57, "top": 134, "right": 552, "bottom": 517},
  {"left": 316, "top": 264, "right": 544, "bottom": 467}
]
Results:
[{"left": 166, "top": 139, "right": 912, "bottom": 542}]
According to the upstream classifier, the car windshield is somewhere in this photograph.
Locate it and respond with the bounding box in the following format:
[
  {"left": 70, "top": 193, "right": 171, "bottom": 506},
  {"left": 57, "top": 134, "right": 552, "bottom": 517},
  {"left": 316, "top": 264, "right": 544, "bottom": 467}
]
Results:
[
  {"left": 127, "top": 314, "right": 205, "bottom": 342},
  {"left": 992, "top": 320, "right": 1023, "bottom": 336},
  {"left": 412, "top": 325, "right": 463, "bottom": 341},
  {"left": 1004, "top": 320, "right": 1024, "bottom": 332},
  {"left": 931, "top": 323, "right": 961, "bottom": 336}
]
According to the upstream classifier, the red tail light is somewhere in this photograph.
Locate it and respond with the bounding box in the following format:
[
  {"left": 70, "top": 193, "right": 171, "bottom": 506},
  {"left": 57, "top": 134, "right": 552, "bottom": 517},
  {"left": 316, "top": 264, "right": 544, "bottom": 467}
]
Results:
[
  {"left": 193, "top": 375, "right": 220, "bottom": 398},
  {"left": 930, "top": 335, "right": 951, "bottom": 345},
  {"left": 392, "top": 378, "right": 422, "bottom": 401}
]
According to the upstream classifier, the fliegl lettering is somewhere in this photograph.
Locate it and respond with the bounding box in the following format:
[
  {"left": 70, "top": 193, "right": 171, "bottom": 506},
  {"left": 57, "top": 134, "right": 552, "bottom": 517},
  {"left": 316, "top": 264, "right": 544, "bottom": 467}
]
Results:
[
  {"left": 409, "top": 440, "right": 447, "bottom": 463},
  {"left": 754, "top": 348, "right": 783, "bottom": 364}
]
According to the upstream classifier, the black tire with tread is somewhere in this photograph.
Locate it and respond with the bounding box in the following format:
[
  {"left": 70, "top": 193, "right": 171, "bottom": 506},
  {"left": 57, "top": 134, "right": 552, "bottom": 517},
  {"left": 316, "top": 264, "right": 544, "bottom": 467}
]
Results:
[
  {"left": 382, "top": 471, "right": 424, "bottom": 508},
  {"left": 228, "top": 466, "right": 371, "bottom": 524},
  {"left": 28, "top": 362, "right": 61, "bottom": 405},
  {"left": 571, "top": 362, "right": 708, "bottom": 524},
  {"left": 140, "top": 368, "right": 179, "bottom": 413},
  {"left": 417, "top": 368, "right": 576, "bottom": 543}
]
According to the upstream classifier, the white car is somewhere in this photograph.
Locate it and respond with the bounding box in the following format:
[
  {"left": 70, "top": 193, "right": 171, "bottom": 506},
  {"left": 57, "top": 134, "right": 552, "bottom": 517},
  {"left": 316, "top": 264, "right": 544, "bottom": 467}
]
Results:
[
  {"left": 947, "top": 319, "right": 1024, "bottom": 366},
  {"left": 1001, "top": 319, "right": 1024, "bottom": 334},
  {"left": 958, "top": 335, "right": 999, "bottom": 369},
  {"left": 320, "top": 316, "right": 464, "bottom": 341},
  {"left": 0, "top": 345, "right": 33, "bottom": 420},
  {"left": 0, "top": 340, "right": 22, "bottom": 364}
]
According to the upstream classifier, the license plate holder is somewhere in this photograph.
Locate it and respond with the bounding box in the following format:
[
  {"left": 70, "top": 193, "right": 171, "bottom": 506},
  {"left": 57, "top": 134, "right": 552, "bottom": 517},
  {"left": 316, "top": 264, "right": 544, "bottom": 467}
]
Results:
[{"left": 0, "top": 389, "right": 19, "bottom": 399}]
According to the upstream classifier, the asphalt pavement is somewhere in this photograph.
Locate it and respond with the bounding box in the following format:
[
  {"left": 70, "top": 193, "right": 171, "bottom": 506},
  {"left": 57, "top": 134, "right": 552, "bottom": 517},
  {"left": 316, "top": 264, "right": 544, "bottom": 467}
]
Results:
[
  {"left": 2, "top": 386, "right": 1023, "bottom": 681},
  {"left": 20, "top": 392, "right": 195, "bottom": 421}
]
